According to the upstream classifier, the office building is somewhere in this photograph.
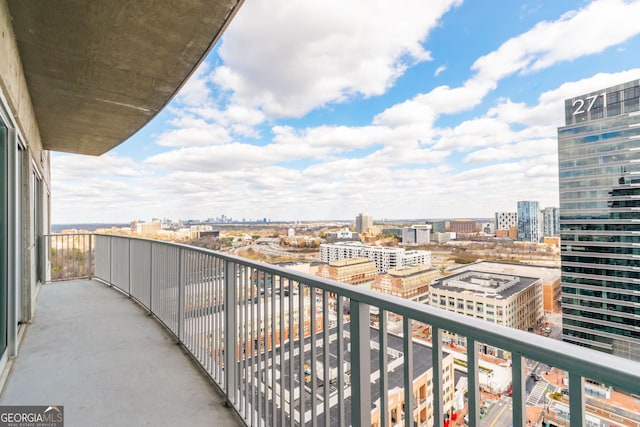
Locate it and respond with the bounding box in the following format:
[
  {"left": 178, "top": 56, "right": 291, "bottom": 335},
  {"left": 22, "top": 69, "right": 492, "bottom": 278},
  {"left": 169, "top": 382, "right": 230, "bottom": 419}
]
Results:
[
  {"left": 448, "top": 219, "right": 476, "bottom": 234},
  {"left": 426, "top": 220, "right": 446, "bottom": 234},
  {"left": 517, "top": 201, "right": 541, "bottom": 243},
  {"left": 430, "top": 267, "right": 543, "bottom": 356},
  {"left": 401, "top": 224, "right": 432, "bottom": 244},
  {"left": 542, "top": 207, "right": 559, "bottom": 237},
  {"left": 320, "top": 242, "right": 431, "bottom": 274},
  {"left": 452, "top": 261, "right": 561, "bottom": 314},
  {"left": 558, "top": 79, "right": 640, "bottom": 361},
  {"left": 355, "top": 213, "right": 373, "bottom": 233},
  {"left": 316, "top": 258, "right": 377, "bottom": 285}
]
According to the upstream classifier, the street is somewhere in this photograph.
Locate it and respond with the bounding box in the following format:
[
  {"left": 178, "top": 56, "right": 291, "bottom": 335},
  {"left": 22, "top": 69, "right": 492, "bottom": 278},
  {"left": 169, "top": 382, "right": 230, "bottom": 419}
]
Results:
[{"left": 479, "top": 396, "right": 512, "bottom": 427}]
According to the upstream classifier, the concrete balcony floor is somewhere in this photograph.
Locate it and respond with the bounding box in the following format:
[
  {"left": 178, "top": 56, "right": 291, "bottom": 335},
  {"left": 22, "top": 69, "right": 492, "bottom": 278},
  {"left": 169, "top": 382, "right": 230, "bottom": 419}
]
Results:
[{"left": 0, "top": 279, "right": 241, "bottom": 427}]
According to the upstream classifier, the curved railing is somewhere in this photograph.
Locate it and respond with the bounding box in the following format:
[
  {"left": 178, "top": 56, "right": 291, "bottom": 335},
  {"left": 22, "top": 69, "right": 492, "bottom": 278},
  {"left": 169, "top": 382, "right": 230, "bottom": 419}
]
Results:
[{"left": 45, "top": 234, "right": 640, "bottom": 427}]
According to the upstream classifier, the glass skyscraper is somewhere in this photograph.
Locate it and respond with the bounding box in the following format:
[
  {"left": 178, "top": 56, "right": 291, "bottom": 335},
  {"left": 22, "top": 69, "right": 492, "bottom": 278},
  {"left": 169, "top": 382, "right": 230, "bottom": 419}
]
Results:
[
  {"left": 517, "top": 201, "right": 540, "bottom": 242},
  {"left": 542, "top": 207, "right": 559, "bottom": 237},
  {"left": 558, "top": 79, "right": 640, "bottom": 361}
]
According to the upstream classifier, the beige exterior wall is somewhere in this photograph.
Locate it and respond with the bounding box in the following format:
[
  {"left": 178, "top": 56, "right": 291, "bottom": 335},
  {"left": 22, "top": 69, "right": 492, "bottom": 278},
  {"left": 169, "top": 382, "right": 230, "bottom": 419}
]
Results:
[
  {"left": 316, "top": 257, "right": 377, "bottom": 285},
  {"left": 543, "top": 278, "right": 561, "bottom": 312},
  {"left": 371, "top": 353, "right": 455, "bottom": 427},
  {"left": 430, "top": 281, "right": 543, "bottom": 330},
  {"left": 372, "top": 267, "right": 440, "bottom": 300}
]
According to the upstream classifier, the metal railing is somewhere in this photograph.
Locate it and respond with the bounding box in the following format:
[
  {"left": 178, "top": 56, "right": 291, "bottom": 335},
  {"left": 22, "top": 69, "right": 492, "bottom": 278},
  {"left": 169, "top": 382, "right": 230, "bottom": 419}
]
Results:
[
  {"left": 44, "top": 234, "right": 640, "bottom": 427},
  {"left": 45, "top": 233, "right": 93, "bottom": 281}
]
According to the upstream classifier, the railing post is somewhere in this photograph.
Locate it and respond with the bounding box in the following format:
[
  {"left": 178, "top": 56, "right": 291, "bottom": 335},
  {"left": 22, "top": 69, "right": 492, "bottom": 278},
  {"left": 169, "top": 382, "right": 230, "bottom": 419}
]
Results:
[
  {"left": 224, "top": 260, "right": 238, "bottom": 406},
  {"left": 108, "top": 236, "right": 113, "bottom": 286},
  {"left": 569, "top": 373, "right": 585, "bottom": 426},
  {"left": 350, "top": 299, "right": 371, "bottom": 427},
  {"left": 378, "top": 310, "right": 388, "bottom": 427},
  {"left": 431, "top": 326, "right": 443, "bottom": 427},
  {"left": 40, "top": 234, "right": 47, "bottom": 283},
  {"left": 512, "top": 352, "right": 526, "bottom": 427},
  {"left": 177, "top": 248, "right": 185, "bottom": 343},
  {"left": 127, "top": 238, "right": 132, "bottom": 296},
  {"left": 88, "top": 234, "right": 93, "bottom": 279},
  {"left": 466, "top": 337, "right": 480, "bottom": 427},
  {"left": 403, "top": 317, "right": 414, "bottom": 427},
  {"left": 148, "top": 242, "right": 153, "bottom": 315}
]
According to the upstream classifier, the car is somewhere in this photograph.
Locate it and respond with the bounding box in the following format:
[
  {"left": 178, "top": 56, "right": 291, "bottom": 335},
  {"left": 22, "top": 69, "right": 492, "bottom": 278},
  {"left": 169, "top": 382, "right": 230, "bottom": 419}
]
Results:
[
  {"left": 560, "top": 388, "right": 569, "bottom": 395},
  {"left": 530, "top": 373, "right": 543, "bottom": 381}
]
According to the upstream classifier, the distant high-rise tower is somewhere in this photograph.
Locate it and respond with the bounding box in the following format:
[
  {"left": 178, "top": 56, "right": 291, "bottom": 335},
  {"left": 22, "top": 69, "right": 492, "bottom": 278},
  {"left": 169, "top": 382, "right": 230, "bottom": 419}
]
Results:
[
  {"left": 542, "top": 207, "right": 559, "bottom": 237},
  {"left": 355, "top": 213, "right": 373, "bottom": 233},
  {"left": 517, "top": 201, "right": 540, "bottom": 242},
  {"left": 558, "top": 79, "right": 640, "bottom": 361}
]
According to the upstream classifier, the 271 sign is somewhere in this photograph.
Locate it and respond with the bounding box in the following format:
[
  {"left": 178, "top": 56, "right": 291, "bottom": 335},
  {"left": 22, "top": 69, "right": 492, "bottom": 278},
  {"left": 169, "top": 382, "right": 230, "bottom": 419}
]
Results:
[{"left": 571, "top": 92, "right": 606, "bottom": 115}]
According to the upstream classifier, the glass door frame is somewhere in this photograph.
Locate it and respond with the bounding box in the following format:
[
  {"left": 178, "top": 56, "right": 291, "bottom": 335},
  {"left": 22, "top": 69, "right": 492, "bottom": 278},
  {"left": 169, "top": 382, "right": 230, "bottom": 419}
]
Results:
[{"left": 0, "top": 89, "right": 25, "bottom": 368}]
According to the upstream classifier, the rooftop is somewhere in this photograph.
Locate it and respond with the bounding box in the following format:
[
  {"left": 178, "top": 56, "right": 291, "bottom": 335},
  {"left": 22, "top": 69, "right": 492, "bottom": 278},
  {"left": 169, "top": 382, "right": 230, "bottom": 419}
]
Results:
[
  {"left": 431, "top": 270, "right": 539, "bottom": 299},
  {"left": 329, "top": 257, "right": 375, "bottom": 267},
  {"left": 451, "top": 261, "right": 561, "bottom": 284},
  {"left": 385, "top": 264, "right": 435, "bottom": 278}
]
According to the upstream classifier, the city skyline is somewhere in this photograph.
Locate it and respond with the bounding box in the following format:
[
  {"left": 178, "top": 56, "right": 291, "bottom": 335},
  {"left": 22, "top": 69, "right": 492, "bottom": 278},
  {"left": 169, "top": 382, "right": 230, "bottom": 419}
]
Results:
[{"left": 51, "top": 0, "right": 640, "bottom": 223}]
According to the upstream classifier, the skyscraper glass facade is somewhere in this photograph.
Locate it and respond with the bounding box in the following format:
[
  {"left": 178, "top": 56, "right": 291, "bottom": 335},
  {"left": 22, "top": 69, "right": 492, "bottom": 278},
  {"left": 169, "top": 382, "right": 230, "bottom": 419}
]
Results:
[
  {"left": 558, "top": 79, "right": 640, "bottom": 361},
  {"left": 517, "top": 201, "right": 540, "bottom": 242},
  {"left": 542, "top": 207, "right": 559, "bottom": 237}
]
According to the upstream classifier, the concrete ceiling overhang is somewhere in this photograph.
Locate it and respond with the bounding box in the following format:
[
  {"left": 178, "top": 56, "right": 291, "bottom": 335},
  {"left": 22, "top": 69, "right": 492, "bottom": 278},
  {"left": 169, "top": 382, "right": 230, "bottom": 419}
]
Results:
[{"left": 7, "top": 0, "right": 243, "bottom": 156}]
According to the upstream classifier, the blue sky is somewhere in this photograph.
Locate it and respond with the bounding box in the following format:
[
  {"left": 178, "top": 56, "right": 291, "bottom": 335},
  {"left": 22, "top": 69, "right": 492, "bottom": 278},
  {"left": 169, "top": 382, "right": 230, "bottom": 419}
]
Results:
[{"left": 52, "top": 0, "right": 640, "bottom": 223}]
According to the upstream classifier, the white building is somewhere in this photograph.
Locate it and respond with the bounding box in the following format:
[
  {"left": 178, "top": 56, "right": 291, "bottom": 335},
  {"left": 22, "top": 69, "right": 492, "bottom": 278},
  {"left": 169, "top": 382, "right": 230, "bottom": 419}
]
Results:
[
  {"left": 320, "top": 242, "right": 431, "bottom": 274},
  {"left": 495, "top": 212, "right": 517, "bottom": 231}
]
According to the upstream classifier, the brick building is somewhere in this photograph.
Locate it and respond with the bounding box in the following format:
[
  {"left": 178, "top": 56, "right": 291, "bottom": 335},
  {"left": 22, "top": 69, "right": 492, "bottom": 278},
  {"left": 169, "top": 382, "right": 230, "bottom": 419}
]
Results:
[
  {"left": 316, "top": 257, "right": 377, "bottom": 285},
  {"left": 371, "top": 265, "right": 440, "bottom": 301}
]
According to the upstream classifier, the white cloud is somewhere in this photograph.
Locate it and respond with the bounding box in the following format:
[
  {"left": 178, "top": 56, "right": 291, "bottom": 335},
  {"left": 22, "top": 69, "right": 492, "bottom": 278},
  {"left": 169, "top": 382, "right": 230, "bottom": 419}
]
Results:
[
  {"left": 434, "top": 117, "right": 516, "bottom": 151},
  {"left": 488, "top": 68, "right": 640, "bottom": 127},
  {"left": 51, "top": 154, "right": 146, "bottom": 181},
  {"left": 378, "top": 0, "right": 640, "bottom": 124},
  {"left": 175, "top": 64, "right": 212, "bottom": 107},
  {"left": 212, "top": 0, "right": 462, "bottom": 118},
  {"left": 145, "top": 143, "right": 278, "bottom": 172},
  {"left": 50, "top": 2, "right": 640, "bottom": 223},
  {"left": 463, "top": 138, "right": 557, "bottom": 163},
  {"left": 155, "top": 122, "right": 232, "bottom": 147},
  {"left": 472, "top": 0, "right": 640, "bottom": 79}
]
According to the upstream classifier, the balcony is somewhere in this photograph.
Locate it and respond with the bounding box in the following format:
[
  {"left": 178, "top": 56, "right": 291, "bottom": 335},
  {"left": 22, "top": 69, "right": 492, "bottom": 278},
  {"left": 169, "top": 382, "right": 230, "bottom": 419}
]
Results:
[
  {"left": 2, "top": 234, "right": 639, "bottom": 427},
  {"left": 0, "top": 279, "right": 240, "bottom": 426}
]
